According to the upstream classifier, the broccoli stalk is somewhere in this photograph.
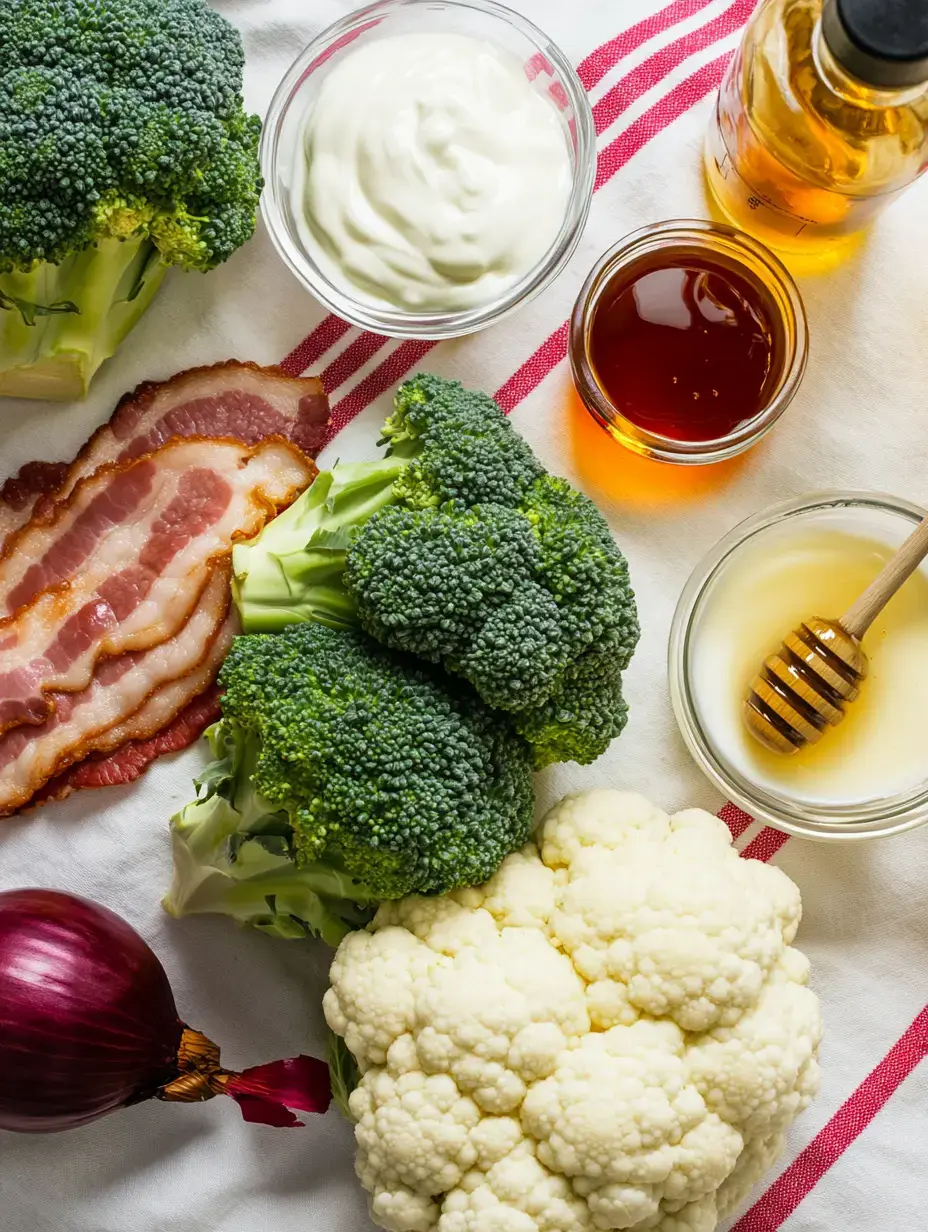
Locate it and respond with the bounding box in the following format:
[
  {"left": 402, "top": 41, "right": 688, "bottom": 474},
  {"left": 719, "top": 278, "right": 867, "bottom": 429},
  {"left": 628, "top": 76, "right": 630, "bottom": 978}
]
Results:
[
  {"left": 0, "top": 238, "right": 167, "bottom": 401},
  {"left": 231, "top": 459, "right": 406, "bottom": 634},
  {"left": 165, "top": 719, "right": 378, "bottom": 946},
  {"left": 164, "top": 623, "right": 535, "bottom": 942},
  {"left": 327, "top": 1032, "right": 360, "bottom": 1121},
  {"left": 0, "top": 0, "right": 263, "bottom": 400},
  {"left": 232, "top": 374, "right": 640, "bottom": 768}
]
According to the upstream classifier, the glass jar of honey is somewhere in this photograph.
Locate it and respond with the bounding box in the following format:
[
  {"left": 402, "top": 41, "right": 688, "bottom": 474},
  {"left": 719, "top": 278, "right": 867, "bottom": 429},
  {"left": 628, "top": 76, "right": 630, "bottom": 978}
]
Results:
[{"left": 569, "top": 220, "right": 808, "bottom": 465}]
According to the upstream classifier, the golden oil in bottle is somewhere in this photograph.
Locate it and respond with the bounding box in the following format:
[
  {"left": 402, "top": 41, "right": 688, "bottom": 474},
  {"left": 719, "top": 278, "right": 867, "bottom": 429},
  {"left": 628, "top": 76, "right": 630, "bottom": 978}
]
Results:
[{"left": 706, "top": 0, "right": 928, "bottom": 254}]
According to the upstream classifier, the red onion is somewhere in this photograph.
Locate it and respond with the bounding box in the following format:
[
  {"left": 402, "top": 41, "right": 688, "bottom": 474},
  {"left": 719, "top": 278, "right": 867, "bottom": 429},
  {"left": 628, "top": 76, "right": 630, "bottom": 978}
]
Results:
[{"left": 0, "top": 889, "right": 330, "bottom": 1133}]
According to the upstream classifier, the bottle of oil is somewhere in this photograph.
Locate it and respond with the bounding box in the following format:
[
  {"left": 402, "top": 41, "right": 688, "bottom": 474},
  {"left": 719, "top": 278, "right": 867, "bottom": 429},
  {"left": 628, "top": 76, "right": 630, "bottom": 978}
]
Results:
[{"left": 706, "top": 0, "right": 928, "bottom": 253}]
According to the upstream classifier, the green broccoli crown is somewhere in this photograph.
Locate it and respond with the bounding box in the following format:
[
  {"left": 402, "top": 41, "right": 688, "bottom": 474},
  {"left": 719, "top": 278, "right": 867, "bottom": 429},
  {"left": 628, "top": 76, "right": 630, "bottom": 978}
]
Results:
[
  {"left": 511, "top": 641, "right": 631, "bottom": 768},
  {"left": 383, "top": 372, "right": 545, "bottom": 509},
  {"left": 348, "top": 502, "right": 573, "bottom": 713},
  {"left": 347, "top": 375, "right": 640, "bottom": 767},
  {"left": 521, "top": 474, "right": 640, "bottom": 671},
  {"left": 218, "top": 623, "right": 535, "bottom": 898},
  {"left": 0, "top": 0, "right": 262, "bottom": 272}
]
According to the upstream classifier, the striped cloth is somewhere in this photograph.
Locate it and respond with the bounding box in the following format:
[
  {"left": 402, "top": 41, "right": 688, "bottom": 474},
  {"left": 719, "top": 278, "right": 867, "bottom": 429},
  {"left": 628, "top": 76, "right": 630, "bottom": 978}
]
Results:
[{"left": 1, "top": 2, "right": 927, "bottom": 1230}]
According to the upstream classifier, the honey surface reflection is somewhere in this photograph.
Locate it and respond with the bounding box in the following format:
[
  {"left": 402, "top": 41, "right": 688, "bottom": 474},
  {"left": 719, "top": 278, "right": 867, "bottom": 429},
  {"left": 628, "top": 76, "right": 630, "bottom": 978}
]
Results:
[{"left": 588, "top": 259, "right": 777, "bottom": 442}]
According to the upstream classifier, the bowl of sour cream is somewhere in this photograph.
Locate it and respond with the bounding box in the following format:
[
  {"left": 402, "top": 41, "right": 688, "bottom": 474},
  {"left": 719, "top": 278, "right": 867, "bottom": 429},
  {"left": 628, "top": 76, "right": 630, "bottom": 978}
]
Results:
[{"left": 261, "top": 0, "right": 595, "bottom": 337}]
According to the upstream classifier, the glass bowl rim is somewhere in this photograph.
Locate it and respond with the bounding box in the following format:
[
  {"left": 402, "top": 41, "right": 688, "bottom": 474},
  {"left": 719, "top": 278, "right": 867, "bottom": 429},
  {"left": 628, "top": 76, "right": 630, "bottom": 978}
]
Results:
[
  {"left": 668, "top": 490, "right": 928, "bottom": 842},
  {"left": 569, "top": 219, "right": 810, "bottom": 465},
  {"left": 259, "top": 0, "right": 596, "bottom": 339}
]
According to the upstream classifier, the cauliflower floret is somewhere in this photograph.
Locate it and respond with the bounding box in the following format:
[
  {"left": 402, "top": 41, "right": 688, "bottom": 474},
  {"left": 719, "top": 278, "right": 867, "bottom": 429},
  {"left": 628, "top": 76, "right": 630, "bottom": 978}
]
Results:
[
  {"left": 415, "top": 929, "right": 590, "bottom": 1112},
  {"left": 376, "top": 897, "right": 501, "bottom": 956},
  {"left": 686, "top": 974, "right": 823, "bottom": 1137},
  {"left": 547, "top": 804, "right": 802, "bottom": 1032},
  {"left": 715, "top": 1132, "right": 786, "bottom": 1220},
  {"left": 521, "top": 1025, "right": 743, "bottom": 1224},
  {"left": 351, "top": 1070, "right": 481, "bottom": 1197},
  {"left": 659, "top": 1114, "right": 743, "bottom": 1205},
  {"left": 471, "top": 1117, "right": 525, "bottom": 1169},
  {"left": 540, "top": 792, "right": 671, "bottom": 870},
  {"left": 454, "top": 846, "right": 558, "bottom": 931},
  {"left": 324, "top": 927, "right": 442, "bottom": 1069},
  {"left": 439, "top": 1145, "right": 594, "bottom": 1232},
  {"left": 662, "top": 808, "right": 740, "bottom": 855},
  {"left": 772, "top": 945, "right": 812, "bottom": 985},
  {"left": 368, "top": 1185, "right": 440, "bottom": 1232},
  {"left": 327, "top": 790, "right": 822, "bottom": 1232},
  {"left": 581, "top": 1181, "right": 661, "bottom": 1228},
  {"left": 649, "top": 1196, "right": 719, "bottom": 1232}
]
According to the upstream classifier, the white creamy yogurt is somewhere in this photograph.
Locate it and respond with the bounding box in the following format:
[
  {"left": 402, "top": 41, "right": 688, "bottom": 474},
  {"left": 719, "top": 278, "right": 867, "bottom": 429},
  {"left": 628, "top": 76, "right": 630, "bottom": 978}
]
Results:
[{"left": 293, "top": 32, "right": 573, "bottom": 313}]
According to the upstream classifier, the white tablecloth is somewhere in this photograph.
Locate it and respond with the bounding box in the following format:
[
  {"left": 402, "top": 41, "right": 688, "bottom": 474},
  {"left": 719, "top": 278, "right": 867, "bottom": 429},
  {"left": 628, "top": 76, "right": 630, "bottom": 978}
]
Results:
[{"left": 2, "top": 1, "right": 928, "bottom": 1228}]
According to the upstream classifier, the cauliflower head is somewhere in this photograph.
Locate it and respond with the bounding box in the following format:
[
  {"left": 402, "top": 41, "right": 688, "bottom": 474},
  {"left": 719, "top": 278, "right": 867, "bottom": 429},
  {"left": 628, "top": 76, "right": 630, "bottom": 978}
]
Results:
[{"left": 324, "top": 791, "right": 822, "bottom": 1232}]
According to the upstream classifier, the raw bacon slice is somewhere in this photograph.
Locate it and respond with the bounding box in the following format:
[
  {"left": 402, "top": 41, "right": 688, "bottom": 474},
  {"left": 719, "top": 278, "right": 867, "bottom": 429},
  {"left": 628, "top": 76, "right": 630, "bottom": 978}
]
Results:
[
  {"left": 0, "top": 437, "right": 312, "bottom": 734},
  {"left": 33, "top": 686, "right": 222, "bottom": 808},
  {"left": 0, "top": 431, "right": 315, "bottom": 617},
  {"left": 0, "top": 572, "right": 234, "bottom": 816},
  {"left": 0, "top": 362, "right": 329, "bottom": 548},
  {"left": 51, "top": 621, "right": 230, "bottom": 772},
  {"left": 0, "top": 462, "right": 69, "bottom": 516}
]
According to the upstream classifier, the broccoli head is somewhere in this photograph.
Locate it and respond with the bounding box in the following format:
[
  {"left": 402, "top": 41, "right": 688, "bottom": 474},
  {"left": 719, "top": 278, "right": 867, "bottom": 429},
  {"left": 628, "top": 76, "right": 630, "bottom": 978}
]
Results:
[
  {"left": 382, "top": 371, "right": 545, "bottom": 508},
  {"left": 233, "top": 374, "right": 640, "bottom": 768},
  {"left": 513, "top": 641, "right": 631, "bottom": 768},
  {"left": 164, "top": 623, "right": 535, "bottom": 943},
  {"left": 0, "top": 0, "right": 263, "bottom": 399}
]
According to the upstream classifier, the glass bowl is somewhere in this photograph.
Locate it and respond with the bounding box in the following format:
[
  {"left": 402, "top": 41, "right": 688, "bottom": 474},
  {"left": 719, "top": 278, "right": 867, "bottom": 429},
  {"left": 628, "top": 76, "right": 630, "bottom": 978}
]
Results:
[
  {"left": 669, "top": 492, "right": 928, "bottom": 842},
  {"left": 260, "top": 0, "right": 595, "bottom": 339},
  {"left": 570, "top": 220, "right": 808, "bottom": 465}
]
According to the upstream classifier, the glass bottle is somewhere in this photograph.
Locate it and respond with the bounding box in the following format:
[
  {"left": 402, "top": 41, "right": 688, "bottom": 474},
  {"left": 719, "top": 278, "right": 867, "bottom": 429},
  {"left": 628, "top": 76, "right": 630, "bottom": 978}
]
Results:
[{"left": 706, "top": 0, "right": 928, "bottom": 253}]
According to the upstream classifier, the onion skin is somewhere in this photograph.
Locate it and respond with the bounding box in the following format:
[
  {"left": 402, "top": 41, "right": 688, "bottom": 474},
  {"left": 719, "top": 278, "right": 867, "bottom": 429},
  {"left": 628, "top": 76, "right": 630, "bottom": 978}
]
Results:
[{"left": 0, "top": 889, "right": 184, "bottom": 1132}]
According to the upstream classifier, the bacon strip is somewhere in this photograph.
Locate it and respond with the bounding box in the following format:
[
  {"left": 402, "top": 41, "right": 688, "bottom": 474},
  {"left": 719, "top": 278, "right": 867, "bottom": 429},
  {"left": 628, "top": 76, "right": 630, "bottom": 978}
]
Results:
[
  {"left": 0, "top": 572, "right": 234, "bottom": 816},
  {"left": 0, "top": 462, "right": 69, "bottom": 516},
  {"left": 59, "top": 623, "right": 230, "bottom": 772},
  {"left": 0, "top": 437, "right": 313, "bottom": 735},
  {"left": 32, "top": 686, "right": 223, "bottom": 808},
  {"left": 0, "top": 362, "right": 327, "bottom": 812},
  {"left": 0, "top": 362, "right": 329, "bottom": 549}
]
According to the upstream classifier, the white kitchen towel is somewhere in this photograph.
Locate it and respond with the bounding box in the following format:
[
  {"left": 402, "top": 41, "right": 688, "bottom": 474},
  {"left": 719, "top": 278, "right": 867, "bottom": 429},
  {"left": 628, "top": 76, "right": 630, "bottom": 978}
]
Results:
[{"left": 1, "top": 1, "right": 927, "bottom": 1230}]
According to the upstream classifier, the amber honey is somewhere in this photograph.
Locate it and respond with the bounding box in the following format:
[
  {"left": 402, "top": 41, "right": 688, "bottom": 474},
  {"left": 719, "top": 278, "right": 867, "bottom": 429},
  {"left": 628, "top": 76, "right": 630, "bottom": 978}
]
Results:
[
  {"left": 587, "top": 256, "right": 779, "bottom": 443},
  {"left": 570, "top": 221, "right": 807, "bottom": 466},
  {"left": 670, "top": 493, "right": 928, "bottom": 839}
]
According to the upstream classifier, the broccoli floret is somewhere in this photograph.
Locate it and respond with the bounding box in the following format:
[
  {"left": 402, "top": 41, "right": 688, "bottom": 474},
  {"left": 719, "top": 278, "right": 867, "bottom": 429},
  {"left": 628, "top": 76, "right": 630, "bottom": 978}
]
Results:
[
  {"left": 521, "top": 475, "right": 640, "bottom": 671},
  {"left": 456, "top": 583, "right": 571, "bottom": 712},
  {"left": 347, "top": 503, "right": 540, "bottom": 658},
  {"left": 512, "top": 640, "right": 631, "bottom": 768},
  {"left": 383, "top": 372, "right": 545, "bottom": 508},
  {"left": 164, "top": 624, "right": 535, "bottom": 943},
  {"left": 0, "top": 0, "right": 262, "bottom": 400},
  {"left": 233, "top": 374, "right": 640, "bottom": 768}
]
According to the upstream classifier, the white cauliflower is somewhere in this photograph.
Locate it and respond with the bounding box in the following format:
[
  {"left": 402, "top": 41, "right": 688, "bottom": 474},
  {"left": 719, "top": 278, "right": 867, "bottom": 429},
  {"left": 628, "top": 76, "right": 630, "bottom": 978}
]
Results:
[{"left": 324, "top": 792, "right": 822, "bottom": 1232}]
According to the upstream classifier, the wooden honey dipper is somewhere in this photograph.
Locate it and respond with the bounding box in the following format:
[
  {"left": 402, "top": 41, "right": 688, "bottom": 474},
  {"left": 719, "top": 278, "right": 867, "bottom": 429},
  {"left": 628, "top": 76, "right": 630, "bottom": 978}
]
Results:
[{"left": 744, "top": 511, "right": 928, "bottom": 754}]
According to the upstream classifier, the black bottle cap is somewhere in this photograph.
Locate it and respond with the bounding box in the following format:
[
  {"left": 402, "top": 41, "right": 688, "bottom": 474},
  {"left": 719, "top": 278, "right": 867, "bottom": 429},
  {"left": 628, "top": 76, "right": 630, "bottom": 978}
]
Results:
[{"left": 822, "top": 0, "right": 928, "bottom": 88}]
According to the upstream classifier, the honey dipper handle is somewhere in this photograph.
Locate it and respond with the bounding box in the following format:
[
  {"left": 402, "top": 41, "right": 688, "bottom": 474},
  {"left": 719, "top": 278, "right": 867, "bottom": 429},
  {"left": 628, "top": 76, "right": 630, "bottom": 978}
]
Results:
[{"left": 841, "top": 513, "right": 928, "bottom": 641}]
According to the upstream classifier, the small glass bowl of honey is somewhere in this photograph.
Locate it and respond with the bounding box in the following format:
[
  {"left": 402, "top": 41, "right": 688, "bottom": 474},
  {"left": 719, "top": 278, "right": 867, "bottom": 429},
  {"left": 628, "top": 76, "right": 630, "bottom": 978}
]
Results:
[{"left": 569, "top": 220, "right": 808, "bottom": 465}]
